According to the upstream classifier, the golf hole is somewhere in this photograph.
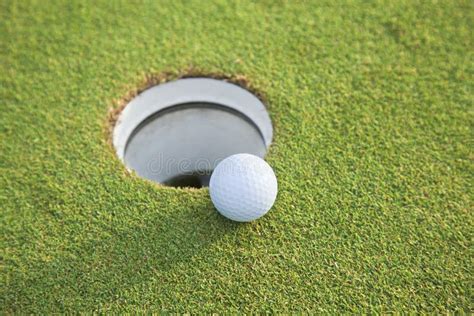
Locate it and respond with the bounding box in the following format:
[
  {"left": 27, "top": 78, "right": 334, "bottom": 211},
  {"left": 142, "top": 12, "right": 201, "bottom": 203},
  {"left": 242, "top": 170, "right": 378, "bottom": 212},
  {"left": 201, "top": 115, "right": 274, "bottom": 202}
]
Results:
[{"left": 113, "top": 78, "right": 273, "bottom": 188}]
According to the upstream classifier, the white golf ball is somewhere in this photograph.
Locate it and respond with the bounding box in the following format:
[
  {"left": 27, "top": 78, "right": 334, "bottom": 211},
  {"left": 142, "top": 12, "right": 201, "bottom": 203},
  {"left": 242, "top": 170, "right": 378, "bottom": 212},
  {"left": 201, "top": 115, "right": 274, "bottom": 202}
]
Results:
[{"left": 209, "top": 153, "right": 278, "bottom": 222}]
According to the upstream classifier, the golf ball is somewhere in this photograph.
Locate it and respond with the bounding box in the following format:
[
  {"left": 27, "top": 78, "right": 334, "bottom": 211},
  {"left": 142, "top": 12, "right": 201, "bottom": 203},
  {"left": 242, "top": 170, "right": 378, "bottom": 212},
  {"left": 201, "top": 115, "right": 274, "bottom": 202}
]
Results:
[{"left": 209, "top": 153, "right": 278, "bottom": 222}]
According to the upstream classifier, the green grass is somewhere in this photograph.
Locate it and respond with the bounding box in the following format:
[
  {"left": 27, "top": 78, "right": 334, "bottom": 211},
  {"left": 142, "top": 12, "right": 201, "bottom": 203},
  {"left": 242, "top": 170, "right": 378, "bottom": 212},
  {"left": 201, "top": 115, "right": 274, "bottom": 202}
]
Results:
[{"left": 1, "top": 0, "right": 472, "bottom": 313}]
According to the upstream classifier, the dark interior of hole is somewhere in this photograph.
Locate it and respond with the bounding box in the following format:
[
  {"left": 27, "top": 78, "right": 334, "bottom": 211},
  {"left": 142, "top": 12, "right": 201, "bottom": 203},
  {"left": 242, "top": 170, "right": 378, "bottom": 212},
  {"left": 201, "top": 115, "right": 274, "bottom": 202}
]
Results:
[
  {"left": 163, "top": 171, "right": 212, "bottom": 188},
  {"left": 124, "top": 102, "right": 267, "bottom": 189},
  {"left": 124, "top": 102, "right": 265, "bottom": 155}
]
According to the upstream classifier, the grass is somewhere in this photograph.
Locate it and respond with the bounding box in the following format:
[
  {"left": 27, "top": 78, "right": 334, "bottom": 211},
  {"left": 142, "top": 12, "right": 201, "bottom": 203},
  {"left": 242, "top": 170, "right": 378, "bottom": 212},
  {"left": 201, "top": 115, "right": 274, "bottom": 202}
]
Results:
[{"left": 1, "top": 0, "right": 472, "bottom": 313}]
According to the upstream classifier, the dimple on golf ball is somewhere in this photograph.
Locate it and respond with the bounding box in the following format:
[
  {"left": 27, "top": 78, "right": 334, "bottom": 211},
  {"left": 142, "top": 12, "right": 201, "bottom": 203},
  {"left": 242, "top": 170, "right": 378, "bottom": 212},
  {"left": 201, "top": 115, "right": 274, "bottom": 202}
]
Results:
[{"left": 209, "top": 153, "right": 278, "bottom": 222}]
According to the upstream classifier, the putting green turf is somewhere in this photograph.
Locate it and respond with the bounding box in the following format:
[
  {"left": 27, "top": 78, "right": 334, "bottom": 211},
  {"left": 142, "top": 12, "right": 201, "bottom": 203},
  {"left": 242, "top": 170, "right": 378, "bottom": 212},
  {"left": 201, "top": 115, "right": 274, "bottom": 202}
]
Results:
[{"left": 1, "top": 0, "right": 472, "bottom": 313}]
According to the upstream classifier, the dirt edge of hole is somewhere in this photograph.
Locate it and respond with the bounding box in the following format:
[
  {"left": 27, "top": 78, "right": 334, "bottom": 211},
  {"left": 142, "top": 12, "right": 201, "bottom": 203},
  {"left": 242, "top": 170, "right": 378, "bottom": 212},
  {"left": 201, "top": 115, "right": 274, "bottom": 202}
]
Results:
[{"left": 103, "top": 67, "right": 271, "bottom": 189}]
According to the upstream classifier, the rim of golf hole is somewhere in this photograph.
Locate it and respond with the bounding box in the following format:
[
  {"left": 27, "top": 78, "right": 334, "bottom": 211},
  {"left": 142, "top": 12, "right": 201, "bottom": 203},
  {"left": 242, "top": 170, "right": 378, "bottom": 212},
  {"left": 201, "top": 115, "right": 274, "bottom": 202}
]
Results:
[{"left": 112, "top": 77, "right": 273, "bottom": 188}]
